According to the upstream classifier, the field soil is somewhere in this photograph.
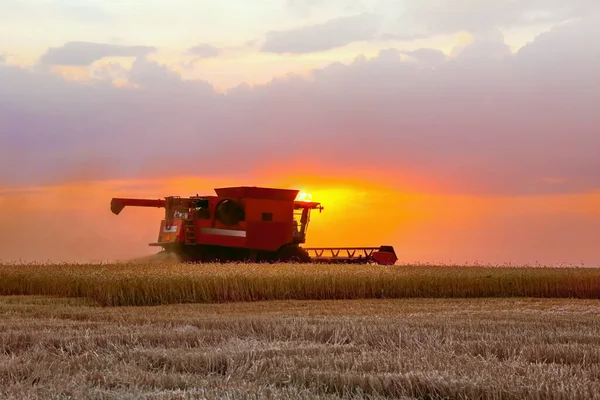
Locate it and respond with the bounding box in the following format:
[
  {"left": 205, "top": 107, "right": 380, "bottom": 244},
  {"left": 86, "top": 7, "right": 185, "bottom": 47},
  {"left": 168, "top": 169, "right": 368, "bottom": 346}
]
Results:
[{"left": 1, "top": 296, "right": 599, "bottom": 399}]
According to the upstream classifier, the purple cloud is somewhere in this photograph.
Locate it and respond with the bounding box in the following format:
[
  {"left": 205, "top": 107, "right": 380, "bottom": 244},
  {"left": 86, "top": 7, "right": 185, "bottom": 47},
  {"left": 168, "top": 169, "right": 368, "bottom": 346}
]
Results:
[
  {"left": 39, "top": 42, "right": 156, "bottom": 66},
  {"left": 187, "top": 44, "right": 222, "bottom": 58},
  {"left": 1, "top": 17, "right": 599, "bottom": 197},
  {"left": 261, "top": 13, "right": 382, "bottom": 54},
  {"left": 399, "top": 0, "right": 600, "bottom": 35},
  {"left": 399, "top": 48, "right": 448, "bottom": 66}
]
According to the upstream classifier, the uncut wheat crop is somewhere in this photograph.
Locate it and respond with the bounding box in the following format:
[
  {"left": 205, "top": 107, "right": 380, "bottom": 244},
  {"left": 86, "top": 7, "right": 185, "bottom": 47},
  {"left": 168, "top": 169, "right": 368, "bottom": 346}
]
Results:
[{"left": 1, "top": 260, "right": 599, "bottom": 306}]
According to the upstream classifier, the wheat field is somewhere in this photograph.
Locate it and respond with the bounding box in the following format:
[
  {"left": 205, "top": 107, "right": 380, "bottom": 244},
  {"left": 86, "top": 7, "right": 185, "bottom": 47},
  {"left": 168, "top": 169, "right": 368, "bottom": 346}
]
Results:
[
  {"left": 2, "top": 261, "right": 600, "bottom": 398},
  {"left": 1, "top": 261, "right": 599, "bottom": 306},
  {"left": 1, "top": 295, "right": 600, "bottom": 399}
]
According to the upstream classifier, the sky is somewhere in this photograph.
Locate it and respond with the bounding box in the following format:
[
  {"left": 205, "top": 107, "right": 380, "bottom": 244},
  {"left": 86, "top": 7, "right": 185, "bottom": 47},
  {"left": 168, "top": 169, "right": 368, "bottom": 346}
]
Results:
[{"left": 0, "top": 0, "right": 599, "bottom": 265}]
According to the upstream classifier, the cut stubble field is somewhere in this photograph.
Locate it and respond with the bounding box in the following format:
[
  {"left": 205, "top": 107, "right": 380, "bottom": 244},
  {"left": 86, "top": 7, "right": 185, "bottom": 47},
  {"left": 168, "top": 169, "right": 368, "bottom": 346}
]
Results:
[{"left": 1, "top": 262, "right": 600, "bottom": 399}]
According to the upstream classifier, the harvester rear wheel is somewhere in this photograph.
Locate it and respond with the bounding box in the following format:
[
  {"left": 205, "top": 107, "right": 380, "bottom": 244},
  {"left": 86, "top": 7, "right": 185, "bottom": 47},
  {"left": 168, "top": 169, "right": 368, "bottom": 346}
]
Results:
[{"left": 275, "top": 244, "right": 311, "bottom": 263}]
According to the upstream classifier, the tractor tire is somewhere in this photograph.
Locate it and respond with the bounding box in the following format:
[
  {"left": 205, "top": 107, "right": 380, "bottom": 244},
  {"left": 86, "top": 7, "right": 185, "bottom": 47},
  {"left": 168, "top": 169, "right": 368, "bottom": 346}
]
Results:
[{"left": 276, "top": 244, "right": 312, "bottom": 263}]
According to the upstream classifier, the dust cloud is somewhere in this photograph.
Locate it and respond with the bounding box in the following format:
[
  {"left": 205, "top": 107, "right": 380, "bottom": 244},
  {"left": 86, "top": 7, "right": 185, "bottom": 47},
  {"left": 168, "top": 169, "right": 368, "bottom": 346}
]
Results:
[{"left": 0, "top": 181, "right": 165, "bottom": 263}]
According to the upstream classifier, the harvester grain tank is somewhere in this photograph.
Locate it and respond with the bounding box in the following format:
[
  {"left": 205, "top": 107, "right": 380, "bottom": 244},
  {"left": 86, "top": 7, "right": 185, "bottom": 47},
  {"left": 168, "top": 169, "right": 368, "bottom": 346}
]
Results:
[{"left": 111, "top": 186, "right": 397, "bottom": 264}]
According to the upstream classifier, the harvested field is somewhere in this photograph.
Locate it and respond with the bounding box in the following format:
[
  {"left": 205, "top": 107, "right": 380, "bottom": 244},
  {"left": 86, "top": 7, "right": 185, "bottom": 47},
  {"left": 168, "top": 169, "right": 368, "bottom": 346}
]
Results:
[
  {"left": 1, "top": 296, "right": 599, "bottom": 399},
  {"left": 1, "top": 262, "right": 599, "bottom": 306}
]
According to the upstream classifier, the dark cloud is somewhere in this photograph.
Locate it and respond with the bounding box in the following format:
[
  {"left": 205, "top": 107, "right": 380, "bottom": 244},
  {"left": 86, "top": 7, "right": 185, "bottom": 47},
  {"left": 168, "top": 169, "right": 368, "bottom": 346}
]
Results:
[
  {"left": 261, "top": 13, "right": 381, "bottom": 54},
  {"left": 188, "top": 44, "right": 222, "bottom": 58},
  {"left": 38, "top": 41, "right": 156, "bottom": 66},
  {"left": 1, "top": 17, "right": 599, "bottom": 196}
]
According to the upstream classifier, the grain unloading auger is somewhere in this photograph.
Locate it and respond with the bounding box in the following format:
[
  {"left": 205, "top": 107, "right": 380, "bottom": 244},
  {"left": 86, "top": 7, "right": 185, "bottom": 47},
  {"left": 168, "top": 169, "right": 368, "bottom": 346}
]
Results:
[{"left": 111, "top": 186, "right": 397, "bottom": 265}]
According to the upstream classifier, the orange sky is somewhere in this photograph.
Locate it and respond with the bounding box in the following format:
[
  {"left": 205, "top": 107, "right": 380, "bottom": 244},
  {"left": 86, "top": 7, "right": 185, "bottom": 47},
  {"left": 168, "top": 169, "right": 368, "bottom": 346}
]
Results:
[{"left": 1, "top": 173, "right": 598, "bottom": 266}]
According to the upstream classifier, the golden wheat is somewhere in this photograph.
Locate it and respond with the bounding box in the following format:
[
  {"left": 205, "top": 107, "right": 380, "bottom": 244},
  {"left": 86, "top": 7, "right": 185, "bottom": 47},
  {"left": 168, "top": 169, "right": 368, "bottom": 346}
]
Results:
[
  {"left": 1, "top": 296, "right": 600, "bottom": 399},
  {"left": 1, "top": 261, "right": 599, "bottom": 306}
]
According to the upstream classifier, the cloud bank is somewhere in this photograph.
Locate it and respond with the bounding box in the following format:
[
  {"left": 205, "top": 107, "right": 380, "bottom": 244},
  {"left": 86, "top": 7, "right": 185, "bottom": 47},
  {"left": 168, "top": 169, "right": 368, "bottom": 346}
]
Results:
[
  {"left": 261, "top": 13, "right": 382, "bottom": 54},
  {"left": 1, "top": 16, "right": 599, "bottom": 197},
  {"left": 399, "top": 0, "right": 600, "bottom": 35},
  {"left": 187, "top": 44, "right": 223, "bottom": 58},
  {"left": 39, "top": 42, "right": 156, "bottom": 66}
]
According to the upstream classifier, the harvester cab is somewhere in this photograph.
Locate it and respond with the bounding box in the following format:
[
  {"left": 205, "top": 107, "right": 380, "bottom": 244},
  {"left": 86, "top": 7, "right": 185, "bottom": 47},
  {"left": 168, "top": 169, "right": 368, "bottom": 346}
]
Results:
[
  {"left": 292, "top": 200, "right": 323, "bottom": 244},
  {"left": 111, "top": 186, "right": 397, "bottom": 265}
]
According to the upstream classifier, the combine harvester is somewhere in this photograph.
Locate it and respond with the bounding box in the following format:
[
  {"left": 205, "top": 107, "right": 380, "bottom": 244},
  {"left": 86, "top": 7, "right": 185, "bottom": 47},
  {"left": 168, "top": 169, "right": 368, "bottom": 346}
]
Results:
[{"left": 111, "top": 186, "right": 397, "bottom": 265}]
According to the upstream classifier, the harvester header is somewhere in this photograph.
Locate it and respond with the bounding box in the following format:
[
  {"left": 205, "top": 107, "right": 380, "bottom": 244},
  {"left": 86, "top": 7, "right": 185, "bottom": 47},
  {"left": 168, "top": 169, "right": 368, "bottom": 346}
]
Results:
[{"left": 111, "top": 185, "right": 397, "bottom": 265}]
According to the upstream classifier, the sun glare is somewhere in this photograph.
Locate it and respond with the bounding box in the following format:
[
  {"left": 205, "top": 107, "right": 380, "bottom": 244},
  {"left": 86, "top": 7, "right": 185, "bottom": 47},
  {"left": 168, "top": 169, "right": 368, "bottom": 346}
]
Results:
[{"left": 296, "top": 192, "right": 313, "bottom": 202}]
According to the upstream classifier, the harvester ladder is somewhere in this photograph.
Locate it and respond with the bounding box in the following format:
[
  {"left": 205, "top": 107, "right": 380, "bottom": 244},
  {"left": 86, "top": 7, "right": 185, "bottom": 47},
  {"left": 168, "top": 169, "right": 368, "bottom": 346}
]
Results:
[{"left": 183, "top": 218, "right": 196, "bottom": 245}]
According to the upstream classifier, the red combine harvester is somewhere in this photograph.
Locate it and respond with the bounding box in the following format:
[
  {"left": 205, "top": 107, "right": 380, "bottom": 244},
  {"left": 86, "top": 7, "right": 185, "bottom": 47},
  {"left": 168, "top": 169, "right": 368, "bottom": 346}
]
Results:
[{"left": 111, "top": 186, "right": 397, "bottom": 265}]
